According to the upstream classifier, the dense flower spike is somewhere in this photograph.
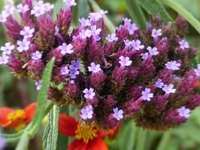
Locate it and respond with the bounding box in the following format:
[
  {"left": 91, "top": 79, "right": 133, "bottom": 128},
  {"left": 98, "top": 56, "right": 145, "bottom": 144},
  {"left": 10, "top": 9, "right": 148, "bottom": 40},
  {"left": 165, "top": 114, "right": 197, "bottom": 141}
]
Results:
[
  {"left": 59, "top": 114, "right": 117, "bottom": 150},
  {"left": 0, "top": 0, "right": 200, "bottom": 131},
  {"left": 0, "top": 103, "right": 36, "bottom": 130}
]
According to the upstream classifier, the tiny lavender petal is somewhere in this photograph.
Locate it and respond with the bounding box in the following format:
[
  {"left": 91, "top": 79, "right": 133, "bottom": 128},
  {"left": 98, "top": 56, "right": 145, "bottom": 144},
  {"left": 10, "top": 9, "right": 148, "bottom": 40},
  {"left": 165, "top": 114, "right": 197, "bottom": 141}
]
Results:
[
  {"left": 106, "top": 33, "right": 118, "bottom": 42},
  {"left": 17, "top": 39, "right": 30, "bottom": 52},
  {"left": 141, "top": 88, "right": 154, "bottom": 101},
  {"left": 179, "top": 39, "right": 189, "bottom": 50},
  {"left": 20, "top": 26, "right": 35, "bottom": 39},
  {"left": 151, "top": 28, "right": 162, "bottom": 39},
  {"left": 80, "top": 105, "right": 93, "bottom": 120},
  {"left": 112, "top": 107, "right": 124, "bottom": 121},
  {"left": 83, "top": 88, "right": 95, "bottom": 100},
  {"left": 147, "top": 46, "right": 159, "bottom": 56},
  {"left": 88, "top": 62, "right": 101, "bottom": 73},
  {"left": 119, "top": 56, "right": 132, "bottom": 67},
  {"left": 194, "top": 64, "right": 200, "bottom": 77},
  {"left": 177, "top": 106, "right": 191, "bottom": 118},
  {"left": 162, "top": 84, "right": 176, "bottom": 94},
  {"left": 165, "top": 61, "right": 181, "bottom": 71},
  {"left": 60, "top": 65, "right": 69, "bottom": 76},
  {"left": 59, "top": 43, "right": 74, "bottom": 55},
  {"left": 17, "top": 4, "right": 29, "bottom": 13},
  {"left": 31, "top": 51, "right": 42, "bottom": 60},
  {"left": 155, "top": 79, "right": 164, "bottom": 89},
  {"left": 0, "top": 42, "right": 15, "bottom": 55}
]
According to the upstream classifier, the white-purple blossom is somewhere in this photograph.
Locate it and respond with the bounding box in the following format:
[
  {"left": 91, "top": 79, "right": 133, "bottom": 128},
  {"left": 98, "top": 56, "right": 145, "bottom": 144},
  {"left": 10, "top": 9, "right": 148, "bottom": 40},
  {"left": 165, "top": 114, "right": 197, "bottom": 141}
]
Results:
[
  {"left": 31, "top": 1, "right": 54, "bottom": 17},
  {"left": 165, "top": 61, "right": 181, "bottom": 71},
  {"left": 90, "top": 25, "right": 101, "bottom": 41},
  {"left": 20, "top": 26, "right": 35, "bottom": 39},
  {"left": 0, "top": 4, "right": 15, "bottom": 23},
  {"left": 147, "top": 46, "right": 159, "bottom": 56},
  {"left": 155, "top": 79, "right": 164, "bottom": 89},
  {"left": 151, "top": 28, "right": 162, "bottom": 39},
  {"left": 179, "top": 39, "right": 189, "bottom": 50},
  {"left": 177, "top": 106, "right": 191, "bottom": 118},
  {"left": 89, "top": 10, "right": 107, "bottom": 22},
  {"left": 106, "top": 33, "right": 118, "bottom": 42},
  {"left": 80, "top": 105, "right": 93, "bottom": 120},
  {"left": 69, "top": 60, "right": 80, "bottom": 79},
  {"left": 79, "top": 29, "right": 92, "bottom": 39},
  {"left": 59, "top": 43, "right": 74, "bottom": 55},
  {"left": 124, "top": 40, "right": 144, "bottom": 51},
  {"left": 112, "top": 107, "right": 124, "bottom": 121},
  {"left": 17, "top": 4, "right": 30, "bottom": 13},
  {"left": 0, "top": 42, "right": 15, "bottom": 55},
  {"left": 194, "top": 64, "right": 200, "bottom": 77},
  {"left": 141, "top": 52, "right": 150, "bottom": 60},
  {"left": 17, "top": 39, "right": 30, "bottom": 52},
  {"left": 65, "top": 0, "right": 77, "bottom": 8},
  {"left": 141, "top": 88, "right": 154, "bottom": 101},
  {"left": 31, "top": 51, "right": 42, "bottom": 60},
  {"left": 119, "top": 56, "right": 132, "bottom": 67},
  {"left": 60, "top": 65, "right": 69, "bottom": 76},
  {"left": 79, "top": 18, "right": 91, "bottom": 27},
  {"left": 88, "top": 62, "right": 101, "bottom": 73},
  {"left": 83, "top": 88, "right": 95, "bottom": 100},
  {"left": 0, "top": 54, "right": 9, "bottom": 65},
  {"left": 162, "top": 84, "right": 176, "bottom": 94}
]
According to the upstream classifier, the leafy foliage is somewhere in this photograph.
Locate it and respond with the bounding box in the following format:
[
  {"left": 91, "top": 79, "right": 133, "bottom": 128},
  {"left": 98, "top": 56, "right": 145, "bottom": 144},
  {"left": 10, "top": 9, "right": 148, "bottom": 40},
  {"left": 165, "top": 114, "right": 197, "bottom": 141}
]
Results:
[{"left": 43, "top": 105, "right": 60, "bottom": 150}]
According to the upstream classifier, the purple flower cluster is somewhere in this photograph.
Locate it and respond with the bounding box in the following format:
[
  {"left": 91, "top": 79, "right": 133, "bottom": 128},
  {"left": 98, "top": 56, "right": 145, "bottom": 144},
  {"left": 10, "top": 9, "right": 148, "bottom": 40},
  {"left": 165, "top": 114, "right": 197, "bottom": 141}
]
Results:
[{"left": 1, "top": 0, "right": 200, "bottom": 130}]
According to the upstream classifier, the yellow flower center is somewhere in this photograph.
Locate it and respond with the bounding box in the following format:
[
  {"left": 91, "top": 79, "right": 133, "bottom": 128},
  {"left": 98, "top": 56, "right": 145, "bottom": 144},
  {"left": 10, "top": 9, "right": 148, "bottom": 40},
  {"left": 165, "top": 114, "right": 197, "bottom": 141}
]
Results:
[
  {"left": 7, "top": 109, "right": 26, "bottom": 130},
  {"left": 75, "top": 122, "right": 98, "bottom": 143}
]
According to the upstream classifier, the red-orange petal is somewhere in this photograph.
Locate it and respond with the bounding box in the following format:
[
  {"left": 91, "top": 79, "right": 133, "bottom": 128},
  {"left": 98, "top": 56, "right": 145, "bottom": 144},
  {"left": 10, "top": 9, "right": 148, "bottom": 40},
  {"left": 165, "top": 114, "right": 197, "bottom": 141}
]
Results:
[
  {"left": 98, "top": 126, "right": 119, "bottom": 139},
  {"left": 87, "top": 138, "right": 108, "bottom": 150},
  {"left": 59, "top": 113, "right": 78, "bottom": 136},
  {"left": 68, "top": 140, "right": 88, "bottom": 150},
  {"left": 0, "top": 107, "right": 13, "bottom": 127},
  {"left": 24, "top": 103, "right": 36, "bottom": 123}
]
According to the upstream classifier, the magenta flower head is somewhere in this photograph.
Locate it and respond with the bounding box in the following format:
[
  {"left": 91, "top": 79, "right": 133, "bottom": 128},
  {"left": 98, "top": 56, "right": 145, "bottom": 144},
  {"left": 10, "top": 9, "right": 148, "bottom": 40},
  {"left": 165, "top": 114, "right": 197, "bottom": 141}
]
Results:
[{"left": 1, "top": 0, "right": 200, "bottom": 131}]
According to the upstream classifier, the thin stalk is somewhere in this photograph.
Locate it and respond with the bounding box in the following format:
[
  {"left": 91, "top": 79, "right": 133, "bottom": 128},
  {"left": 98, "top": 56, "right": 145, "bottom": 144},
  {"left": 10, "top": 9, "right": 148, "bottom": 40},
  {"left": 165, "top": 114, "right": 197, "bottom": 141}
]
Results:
[
  {"left": 88, "top": 0, "right": 115, "bottom": 33},
  {"left": 136, "top": 128, "right": 147, "bottom": 150},
  {"left": 157, "top": 131, "right": 171, "bottom": 150},
  {"left": 160, "top": 0, "right": 200, "bottom": 34}
]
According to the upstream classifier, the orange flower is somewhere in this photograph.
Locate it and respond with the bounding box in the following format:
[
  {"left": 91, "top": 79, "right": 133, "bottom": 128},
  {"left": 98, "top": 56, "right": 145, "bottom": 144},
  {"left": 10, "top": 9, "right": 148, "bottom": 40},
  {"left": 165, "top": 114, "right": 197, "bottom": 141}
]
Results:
[
  {"left": 59, "top": 114, "right": 118, "bottom": 150},
  {"left": 0, "top": 103, "right": 36, "bottom": 130}
]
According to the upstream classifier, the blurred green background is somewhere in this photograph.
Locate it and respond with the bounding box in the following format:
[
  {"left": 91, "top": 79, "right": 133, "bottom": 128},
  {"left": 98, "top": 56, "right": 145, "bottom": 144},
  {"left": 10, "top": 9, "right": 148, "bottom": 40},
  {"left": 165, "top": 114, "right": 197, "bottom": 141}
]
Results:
[{"left": 0, "top": 0, "right": 200, "bottom": 150}]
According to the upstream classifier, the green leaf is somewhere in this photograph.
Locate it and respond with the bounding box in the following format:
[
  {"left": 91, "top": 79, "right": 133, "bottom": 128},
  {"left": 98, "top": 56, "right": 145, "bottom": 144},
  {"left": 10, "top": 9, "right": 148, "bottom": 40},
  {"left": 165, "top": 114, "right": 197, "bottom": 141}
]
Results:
[
  {"left": 28, "top": 58, "right": 55, "bottom": 132},
  {"left": 137, "top": 0, "right": 173, "bottom": 22},
  {"left": 78, "top": 0, "right": 90, "bottom": 18},
  {"left": 125, "top": 0, "right": 146, "bottom": 29},
  {"left": 14, "top": 58, "right": 55, "bottom": 148},
  {"left": 160, "top": 0, "right": 200, "bottom": 34},
  {"left": 108, "top": 120, "right": 136, "bottom": 150},
  {"left": 157, "top": 131, "right": 171, "bottom": 150},
  {"left": 53, "top": 0, "right": 64, "bottom": 20},
  {"left": 16, "top": 132, "right": 29, "bottom": 150},
  {"left": 43, "top": 105, "right": 60, "bottom": 150}
]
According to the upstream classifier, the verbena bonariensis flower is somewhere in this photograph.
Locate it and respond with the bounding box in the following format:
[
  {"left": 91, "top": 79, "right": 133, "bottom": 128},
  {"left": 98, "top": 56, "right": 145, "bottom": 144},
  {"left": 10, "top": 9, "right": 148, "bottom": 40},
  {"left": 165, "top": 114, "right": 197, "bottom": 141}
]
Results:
[
  {"left": 0, "top": 103, "right": 36, "bottom": 131},
  {"left": 0, "top": 0, "right": 200, "bottom": 131}
]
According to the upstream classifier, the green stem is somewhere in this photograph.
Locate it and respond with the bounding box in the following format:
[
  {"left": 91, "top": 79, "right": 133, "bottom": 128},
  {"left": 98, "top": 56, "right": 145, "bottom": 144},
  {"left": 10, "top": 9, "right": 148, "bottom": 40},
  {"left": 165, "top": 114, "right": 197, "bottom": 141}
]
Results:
[
  {"left": 157, "top": 131, "right": 171, "bottom": 150},
  {"left": 136, "top": 128, "right": 147, "bottom": 150},
  {"left": 125, "top": 0, "right": 146, "bottom": 29},
  {"left": 88, "top": 0, "right": 115, "bottom": 32},
  {"left": 160, "top": 0, "right": 200, "bottom": 34}
]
